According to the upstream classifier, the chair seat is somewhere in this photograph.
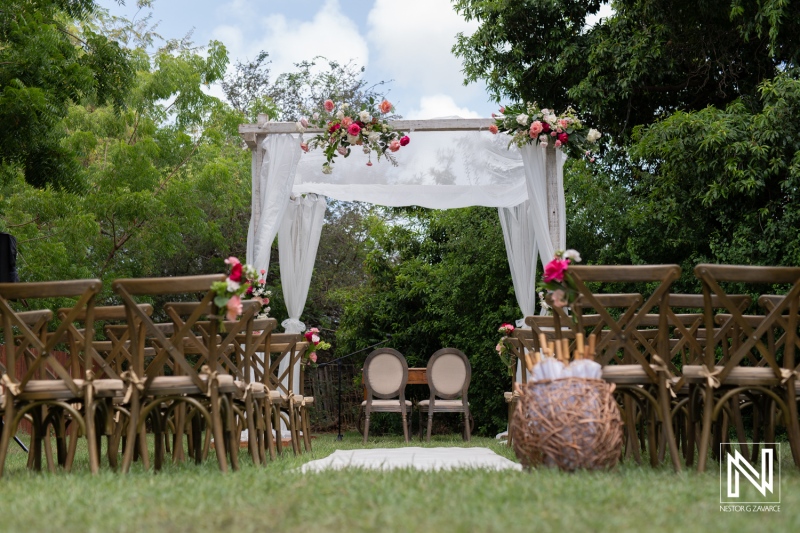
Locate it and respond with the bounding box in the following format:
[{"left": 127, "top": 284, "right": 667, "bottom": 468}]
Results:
[
  {"left": 682, "top": 365, "right": 782, "bottom": 387},
  {"left": 601, "top": 365, "right": 661, "bottom": 385},
  {"left": 361, "top": 399, "right": 412, "bottom": 412},
  {"left": 234, "top": 381, "right": 267, "bottom": 399},
  {"left": 16, "top": 378, "right": 124, "bottom": 401},
  {"left": 418, "top": 399, "right": 468, "bottom": 411},
  {"left": 145, "top": 374, "right": 237, "bottom": 396}
]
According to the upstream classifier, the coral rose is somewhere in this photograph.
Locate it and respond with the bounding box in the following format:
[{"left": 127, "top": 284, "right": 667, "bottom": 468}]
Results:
[
  {"left": 529, "top": 120, "right": 543, "bottom": 137},
  {"left": 300, "top": 142, "right": 309, "bottom": 152},
  {"left": 389, "top": 139, "right": 401, "bottom": 152},
  {"left": 543, "top": 258, "right": 570, "bottom": 283},
  {"left": 225, "top": 295, "right": 243, "bottom": 321},
  {"left": 379, "top": 100, "right": 392, "bottom": 114},
  {"left": 324, "top": 99, "right": 335, "bottom": 112},
  {"left": 341, "top": 116, "right": 353, "bottom": 127},
  {"left": 489, "top": 124, "right": 499, "bottom": 134},
  {"left": 550, "top": 289, "right": 568, "bottom": 308},
  {"left": 309, "top": 352, "right": 318, "bottom": 363},
  {"left": 399, "top": 135, "right": 410, "bottom": 146},
  {"left": 347, "top": 123, "right": 361, "bottom": 136}
]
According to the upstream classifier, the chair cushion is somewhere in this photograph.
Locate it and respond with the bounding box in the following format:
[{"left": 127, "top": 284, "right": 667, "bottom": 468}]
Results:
[
  {"left": 682, "top": 365, "right": 781, "bottom": 386},
  {"left": 418, "top": 399, "right": 468, "bottom": 410},
  {"left": 16, "top": 378, "right": 124, "bottom": 401},
  {"left": 361, "top": 399, "right": 412, "bottom": 408}
]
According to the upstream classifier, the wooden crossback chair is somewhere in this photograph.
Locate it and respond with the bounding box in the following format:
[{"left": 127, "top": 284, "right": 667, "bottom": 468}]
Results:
[
  {"left": 254, "top": 333, "right": 306, "bottom": 455},
  {"left": 0, "top": 279, "right": 104, "bottom": 476},
  {"left": 686, "top": 264, "right": 800, "bottom": 472},
  {"left": 555, "top": 265, "right": 684, "bottom": 472},
  {"left": 112, "top": 274, "right": 245, "bottom": 473},
  {"left": 231, "top": 316, "right": 278, "bottom": 462}
]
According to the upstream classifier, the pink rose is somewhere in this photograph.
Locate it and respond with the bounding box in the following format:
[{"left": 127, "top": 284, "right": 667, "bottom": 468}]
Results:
[
  {"left": 224, "top": 256, "right": 240, "bottom": 266},
  {"left": 590, "top": 157, "right": 596, "bottom": 163},
  {"left": 529, "top": 121, "right": 543, "bottom": 137},
  {"left": 558, "top": 119, "right": 569, "bottom": 130},
  {"left": 543, "top": 258, "right": 570, "bottom": 283},
  {"left": 341, "top": 116, "right": 353, "bottom": 127},
  {"left": 389, "top": 139, "right": 401, "bottom": 152},
  {"left": 310, "top": 327, "right": 320, "bottom": 333},
  {"left": 379, "top": 100, "right": 392, "bottom": 114},
  {"left": 399, "top": 135, "right": 410, "bottom": 146},
  {"left": 324, "top": 99, "right": 335, "bottom": 112},
  {"left": 366, "top": 161, "right": 373, "bottom": 166},
  {"left": 260, "top": 269, "right": 266, "bottom": 275},
  {"left": 551, "top": 289, "right": 568, "bottom": 308},
  {"left": 300, "top": 142, "right": 309, "bottom": 152},
  {"left": 309, "top": 352, "right": 318, "bottom": 363},
  {"left": 225, "top": 294, "right": 243, "bottom": 321},
  {"left": 489, "top": 124, "right": 499, "bottom": 134},
  {"left": 555, "top": 140, "right": 562, "bottom": 148},
  {"left": 557, "top": 132, "right": 568, "bottom": 144},
  {"left": 347, "top": 123, "right": 361, "bottom": 136},
  {"left": 551, "top": 131, "right": 557, "bottom": 137},
  {"left": 300, "top": 118, "right": 309, "bottom": 128},
  {"left": 495, "top": 343, "right": 503, "bottom": 354},
  {"left": 337, "top": 146, "right": 348, "bottom": 156},
  {"left": 499, "top": 106, "right": 505, "bottom": 113}
]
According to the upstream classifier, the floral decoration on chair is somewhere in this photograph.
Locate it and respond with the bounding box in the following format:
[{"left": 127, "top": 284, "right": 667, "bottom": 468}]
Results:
[
  {"left": 245, "top": 268, "right": 272, "bottom": 319},
  {"left": 302, "top": 327, "right": 331, "bottom": 368},
  {"left": 211, "top": 256, "right": 257, "bottom": 321},
  {"left": 537, "top": 249, "right": 582, "bottom": 309},
  {"left": 298, "top": 97, "right": 409, "bottom": 173},
  {"left": 495, "top": 323, "right": 516, "bottom": 377},
  {"left": 490, "top": 102, "right": 601, "bottom": 160}
]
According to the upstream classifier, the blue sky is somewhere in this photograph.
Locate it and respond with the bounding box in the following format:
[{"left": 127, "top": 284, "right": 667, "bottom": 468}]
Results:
[{"left": 98, "top": 0, "right": 499, "bottom": 119}]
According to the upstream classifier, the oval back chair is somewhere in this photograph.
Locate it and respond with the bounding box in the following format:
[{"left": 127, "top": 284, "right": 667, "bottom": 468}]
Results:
[
  {"left": 418, "top": 348, "right": 471, "bottom": 442},
  {"left": 362, "top": 348, "right": 410, "bottom": 443}
]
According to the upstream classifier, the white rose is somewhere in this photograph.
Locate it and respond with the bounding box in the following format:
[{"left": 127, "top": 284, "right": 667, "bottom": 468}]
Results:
[
  {"left": 587, "top": 128, "right": 602, "bottom": 143},
  {"left": 341, "top": 103, "right": 349, "bottom": 109},
  {"left": 295, "top": 121, "right": 306, "bottom": 132},
  {"left": 516, "top": 114, "right": 529, "bottom": 126},
  {"left": 322, "top": 164, "right": 333, "bottom": 174},
  {"left": 367, "top": 131, "right": 381, "bottom": 143},
  {"left": 312, "top": 112, "right": 319, "bottom": 120},
  {"left": 359, "top": 110, "right": 371, "bottom": 122},
  {"left": 347, "top": 134, "right": 359, "bottom": 144},
  {"left": 226, "top": 279, "right": 240, "bottom": 292},
  {"left": 563, "top": 249, "right": 582, "bottom": 263},
  {"left": 336, "top": 110, "right": 345, "bottom": 119}
]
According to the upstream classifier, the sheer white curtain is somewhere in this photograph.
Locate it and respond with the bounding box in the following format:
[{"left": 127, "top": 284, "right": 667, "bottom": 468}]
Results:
[
  {"left": 278, "top": 193, "right": 327, "bottom": 334},
  {"left": 518, "top": 145, "right": 566, "bottom": 266},
  {"left": 246, "top": 134, "right": 303, "bottom": 274},
  {"left": 498, "top": 200, "right": 539, "bottom": 386}
]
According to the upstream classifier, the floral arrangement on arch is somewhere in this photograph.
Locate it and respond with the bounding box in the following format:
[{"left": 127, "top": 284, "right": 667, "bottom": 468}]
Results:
[
  {"left": 211, "top": 257, "right": 258, "bottom": 322},
  {"left": 536, "top": 249, "right": 582, "bottom": 309},
  {"left": 245, "top": 268, "right": 272, "bottom": 319},
  {"left": 490, "top": 102, "right": 601, "bottom": 160},
  {"left": 495, "top": 323, "right": 517, "bottom": 377},
  {"left": 302, "top": 327, "right": 331, "bottom": 367},
  {"left": 297, "top": 97, "right": 410, "bottom": 173}
]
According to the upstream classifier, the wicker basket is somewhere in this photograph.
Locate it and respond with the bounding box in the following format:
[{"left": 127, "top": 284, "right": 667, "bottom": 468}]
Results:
[{"left": 509, "top": 378, "right": 623, "bottom": 471}]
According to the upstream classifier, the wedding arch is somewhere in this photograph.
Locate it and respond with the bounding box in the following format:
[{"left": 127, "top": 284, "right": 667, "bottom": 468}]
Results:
[{"left": 239, "top": 116, "right": 567, "bottom": 335}]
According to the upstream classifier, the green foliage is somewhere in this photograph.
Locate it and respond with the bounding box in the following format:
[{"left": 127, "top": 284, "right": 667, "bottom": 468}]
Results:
[
  {"left": 453, "top": 0, "right": 800, "bottom": 141},
  {"left": 334, "top": 207, "right": 520, "bottom": 435},
  {"left": 0, "top": 0, "right": 134, "bottom": 189}
]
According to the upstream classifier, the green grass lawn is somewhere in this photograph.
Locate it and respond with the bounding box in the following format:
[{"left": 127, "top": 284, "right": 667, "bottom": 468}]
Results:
[{"left": 0, "top": 433, "right": 798, "bottom": 533}]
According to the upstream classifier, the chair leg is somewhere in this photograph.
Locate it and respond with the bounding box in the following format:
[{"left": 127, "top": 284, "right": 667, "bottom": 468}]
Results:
[
  {"left": 426, "top": 411, "right": 433, "bottom": 443},
  {"left": 696, "top": 386, "right": 715, "bottom": 472},
  {"left": 401, "top": 407, "right": 409, "bottom": 443},
  {"left": 363, "top": 407, "right": 370, "bottom": 444},
  {"left": 264, "top": 400, "right": 276, "bottom": 461},
  {"left": 464, "top": 410, "right": 471, "bottom": 442},
  {"left": 785, "top": 380, "right": 800, "bottom": 467},
  {"left": 657, "top": 377, "right": 681, "bottom": 472},
  {"left": 0, "top": 403, "right": 16, "bottom": 478},
  {"left": 209, "top": 386, "right": 229, "bottom": 473},
  {"left": 272, "top": 405, "right": 283, "bottom": 455},
  {"left": 244, "top": 395, "right": 260, "bottom": 466}
]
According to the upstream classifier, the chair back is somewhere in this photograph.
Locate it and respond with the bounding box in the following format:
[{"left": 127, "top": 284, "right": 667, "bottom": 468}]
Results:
[
  {"left": 111, "top": 274, "right": 230, "bottom": 393},
  {"left": 694, "top": 264, "right": 800, "bottom": 382},
  {"left": 263, "top": 333, "right": 305, "bottom": 396},
  {"left": 363, "top": 348, "right": 408, "bottom": 399},
  {"left": 564, "top": 265, "right": 681, "bottom": 381},
  {"left": 427, "top": 348, "right": 470, "bottom": 400},
  {"left": 0, "top": 279, "right": 101, "bottom": 395}
]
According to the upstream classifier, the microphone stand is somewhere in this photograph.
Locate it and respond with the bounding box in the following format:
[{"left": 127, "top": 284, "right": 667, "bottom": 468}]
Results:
[{"left": 316, "top": 335, "right": 391, "bottom": 441}]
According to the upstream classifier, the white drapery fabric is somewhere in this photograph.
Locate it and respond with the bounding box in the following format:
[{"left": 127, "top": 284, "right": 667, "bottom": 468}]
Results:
[
  {"left": 498, "top": 200, "right": 539, "bottom": 385},
  {"left": 246, "top": 134, "right": 303, "bottom": 274},
  {"left": 518, "top": 144, "right": 566, "bottom": 266},
  {"left": 278, "top": 193, "right": 327, "bottom": 334}
]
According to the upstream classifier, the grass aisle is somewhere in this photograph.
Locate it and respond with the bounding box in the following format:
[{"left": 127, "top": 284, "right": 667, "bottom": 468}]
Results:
[{"left": 0, "top": 434, "right": 798, "bottom": 532}]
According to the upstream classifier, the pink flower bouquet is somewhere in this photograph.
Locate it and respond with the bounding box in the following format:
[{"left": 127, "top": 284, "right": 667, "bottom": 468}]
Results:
[
  {"left": 302, "top": 327, "right": 331, "bottom": 368},
  {"left": 536, "top": 249, "right": 582, "bottom": 310},
  {"left": 211, "top": 256, "right": 258, "bottom": 323}
]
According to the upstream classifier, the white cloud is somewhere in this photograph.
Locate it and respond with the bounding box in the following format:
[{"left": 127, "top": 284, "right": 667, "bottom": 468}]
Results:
[
  {"left": 212, "top": 0, "right": 368, "bottom": 78},
  {"left": 405, "top": 94, "right": 481, "bottom": 120},
  {"left": 366, "top": 0, "right": 480, "bottom": 98}
]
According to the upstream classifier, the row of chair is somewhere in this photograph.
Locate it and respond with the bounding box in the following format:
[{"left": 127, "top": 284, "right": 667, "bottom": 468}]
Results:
[
  {"left": 361, "top": 347, "right": 472, "bottom": 443},
  {"left": 0, "top": 275, "right": 315, "bottom": 476},
  {"left": 504, "top": 264, "right": 800, "bottom": 472}
]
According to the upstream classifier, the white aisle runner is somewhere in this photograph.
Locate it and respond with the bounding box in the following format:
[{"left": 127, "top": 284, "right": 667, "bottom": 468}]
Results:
[{"left": 301, "top": 447, "right": 522, "bottom": 472}]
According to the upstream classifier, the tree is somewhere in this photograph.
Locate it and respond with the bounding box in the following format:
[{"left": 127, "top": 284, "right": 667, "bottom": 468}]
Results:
[
  {"left": 0, "top": 0, "right": 134, "bottom": 190},
  {"left": 453, "top": 0, "right": 800, "bottom": 140}
]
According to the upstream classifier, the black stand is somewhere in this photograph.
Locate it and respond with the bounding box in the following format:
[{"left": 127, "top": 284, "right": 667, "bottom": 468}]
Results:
[
  {"left": 317, "top": 336, "right": 391, "bottom": 441},
  {"left": 0, "top": 419, "right": 29, "bottom": 453}
]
